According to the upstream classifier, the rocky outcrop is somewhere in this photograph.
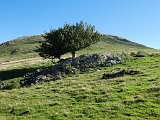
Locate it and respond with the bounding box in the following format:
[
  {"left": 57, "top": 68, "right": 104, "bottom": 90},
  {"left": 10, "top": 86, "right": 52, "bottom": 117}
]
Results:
[
  {"left": 20, "top": 53, "right": 123, "bottom": 87},
  {"left": 101, "top": 69, "right": 141, "bottom": 79},
  {"left": 130, "top": 51, "right": 147, "bottom": 57}
]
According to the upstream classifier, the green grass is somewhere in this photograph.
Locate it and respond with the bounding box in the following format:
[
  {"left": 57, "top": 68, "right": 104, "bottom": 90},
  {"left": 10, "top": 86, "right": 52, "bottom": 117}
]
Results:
[
  {"left": 0, "top": 34, "right": 159, "bottom": 119},
  {"left": 0, "top": 35, "right": 44, "bottom": 62},
  {"left": 0, "top": 56, "right": 159, "bottom": 119}
]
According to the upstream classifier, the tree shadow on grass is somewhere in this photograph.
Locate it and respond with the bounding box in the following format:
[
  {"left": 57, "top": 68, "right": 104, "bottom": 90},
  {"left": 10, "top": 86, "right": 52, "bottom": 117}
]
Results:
[{"left": 0, "top": 67, "right": 39, "bottom": 81}]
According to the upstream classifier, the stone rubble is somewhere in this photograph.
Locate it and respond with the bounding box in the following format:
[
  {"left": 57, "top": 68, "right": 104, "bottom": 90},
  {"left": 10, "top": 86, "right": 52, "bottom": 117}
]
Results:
[
  {"left": 20, "top": 53, "right": 123, "bottom": 87},
  {"left": 101, "top": 69, "right": 142, "bottom": 79}
]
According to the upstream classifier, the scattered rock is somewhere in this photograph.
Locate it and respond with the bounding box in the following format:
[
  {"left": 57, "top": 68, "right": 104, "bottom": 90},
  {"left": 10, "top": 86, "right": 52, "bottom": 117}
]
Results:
[
  {"left": 130, "top": 51, "right": 147, "bottom": 57},
  {"left": 101, "top": 69, "right": 141, "bottom": 79},
  {"left": 125, "top": 69, "right": 141, "bottom": 75},
  {"left": 149, "top": 53, "right": 160, "bottom": 57},
  {"left": 102, "top": 69, "right": 126, "bottom": 79},
  {"left": 0, "top": 80, "right": 5, "bottom": 89},
  {"left": 20, "top": 53, "right": 123, "bottom": 87}
]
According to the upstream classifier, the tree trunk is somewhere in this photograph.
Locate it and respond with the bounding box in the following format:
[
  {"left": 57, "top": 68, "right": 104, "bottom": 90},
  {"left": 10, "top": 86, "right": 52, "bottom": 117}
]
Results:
[{"left": 71, "top": 51, "right": 76, "bottom": 58}]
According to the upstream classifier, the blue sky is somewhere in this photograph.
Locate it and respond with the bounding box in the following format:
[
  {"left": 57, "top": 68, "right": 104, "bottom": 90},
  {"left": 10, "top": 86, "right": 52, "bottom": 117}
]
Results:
[{"left": 0, "top": 0, "right": 160, "bottom": 49}]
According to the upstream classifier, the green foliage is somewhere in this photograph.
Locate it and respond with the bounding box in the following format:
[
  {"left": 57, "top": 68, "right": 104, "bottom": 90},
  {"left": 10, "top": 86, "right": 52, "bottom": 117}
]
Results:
[{"left": 37, "top": 21, "right": 101, "bottom": 60}]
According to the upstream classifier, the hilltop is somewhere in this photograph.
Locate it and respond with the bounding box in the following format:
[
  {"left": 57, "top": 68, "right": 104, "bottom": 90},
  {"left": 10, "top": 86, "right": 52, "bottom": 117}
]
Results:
[{"left": 0, "top": 35, "right": 44, "bottom": 62}]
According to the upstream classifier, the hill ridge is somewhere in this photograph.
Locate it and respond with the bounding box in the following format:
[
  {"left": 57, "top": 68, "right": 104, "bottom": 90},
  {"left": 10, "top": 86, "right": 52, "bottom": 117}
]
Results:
[{"left": 0, "top": 34, "right": 151, "bottom": 62}]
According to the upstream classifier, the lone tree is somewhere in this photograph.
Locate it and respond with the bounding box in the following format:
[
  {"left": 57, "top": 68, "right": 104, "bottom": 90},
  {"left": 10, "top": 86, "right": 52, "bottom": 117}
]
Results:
[{"left": 37, "top": 21, "right": 101, "bottom": 61}]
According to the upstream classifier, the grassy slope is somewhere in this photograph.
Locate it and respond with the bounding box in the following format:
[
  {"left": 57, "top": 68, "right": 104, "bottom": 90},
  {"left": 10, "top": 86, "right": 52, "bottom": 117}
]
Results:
[
  {"left": 0, "top": 34, "right": 154, "bottom": 71},
  {"left": 0, "top": 34, "right": 153, "bottom": 62},
  {"left": 0, "top": 35, "right": 44, "bottom": 62},
  {"left": 0, "top": 34, "right": 160, "bottom": 119},
  {"left": 0, "top": 57, "right": 160, "bottom": 120}
]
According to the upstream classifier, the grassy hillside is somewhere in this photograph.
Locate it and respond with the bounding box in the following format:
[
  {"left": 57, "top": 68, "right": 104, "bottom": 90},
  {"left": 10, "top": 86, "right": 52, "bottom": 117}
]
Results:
[
  {"left": 85, "top": 35, "right": 151, "bottom": 54},
  {"left": 0, "top": 56, "right": 160, "bottom": 120},
  {"left": 0, "top": 34, "right": 152, "bottom": 62},
  {"left": 0, "top": 34, "right": 159, "bottom": 119},
  {"left": 0, "top": 35, "right": 44, "bottom": 62}
]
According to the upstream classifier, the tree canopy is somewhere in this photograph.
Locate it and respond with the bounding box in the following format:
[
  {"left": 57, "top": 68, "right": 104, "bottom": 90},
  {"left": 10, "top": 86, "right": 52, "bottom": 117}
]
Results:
[{"left": 37, "top": 21, "right": 101, "bottom": 61}]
